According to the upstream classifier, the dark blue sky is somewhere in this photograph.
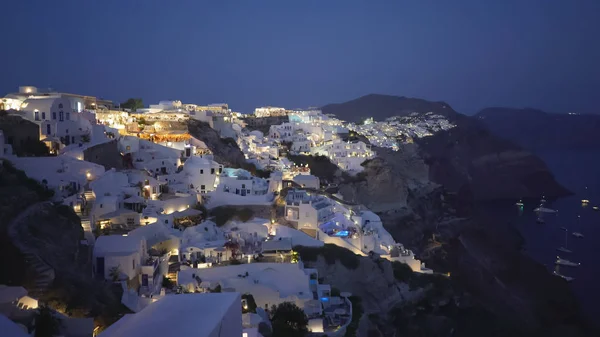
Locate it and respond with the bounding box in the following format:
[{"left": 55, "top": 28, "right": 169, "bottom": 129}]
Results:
[{"left": 2, "top": 0, "right": 599, "bottom": 114}]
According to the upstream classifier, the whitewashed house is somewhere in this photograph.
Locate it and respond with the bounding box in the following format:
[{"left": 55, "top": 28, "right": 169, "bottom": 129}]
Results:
[
  {"left": 181, "top": 155, "right": 223, "bottom": 193},
  {"left": 93, "top": 235, "right": 147, "bottom": 281},
  {"left": 293, "top": 174, "right": 320, "bottom": 189},
  {"left": 19, "top": 96, "right": 92, "bottom": 149},
  {"left": 218, "top": 168, "right": 269, "bottom": 196},
  {"left": 285, "top": 189, "right": 334, "bottom": 237}
]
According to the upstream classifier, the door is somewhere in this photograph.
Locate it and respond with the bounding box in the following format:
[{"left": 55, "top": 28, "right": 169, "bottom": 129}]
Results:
[{"left": 96, "top": 257, "right": 105, "bottom": 278}]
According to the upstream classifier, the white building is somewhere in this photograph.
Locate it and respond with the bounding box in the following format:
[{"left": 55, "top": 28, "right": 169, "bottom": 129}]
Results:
[
  {"left": 313, "top": 139, "right": 375, "bottom": 172},
  {"left": 177, "top": 263, "right": 318, "bottom": 315},
  {"left": 93, "top": 235, "right": 147, "bottom": 281},
  {"left": 99, "top": 293, "right": 242, "bottom": 337},
  {"left": 12, "top": 156, "right": 105, "bottom": 199},
  {"left": 285, "top": 190, "right": 334, "bottom": 237},
  {"left": 292, "top": 175, "right": 320, "bottom": 189},
  {"left": 268, "top": 123, "right": 296, "bottom": 141},
  {"left": 181, "top": 156, "right": 223, "bottom": 193},
  {"left": 254, "top": 106, "right": 286, "bottom": 117},
  {"left": 19, "top": 96, "right": 92, "bottom": 149},
  {"left": 218, "top": 168, "right": 269, "bottom": 196}
]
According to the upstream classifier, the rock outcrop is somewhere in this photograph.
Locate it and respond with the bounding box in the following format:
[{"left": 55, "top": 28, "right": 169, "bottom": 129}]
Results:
[
  {"left": 322, "top": 94, "right": 571, "bottom": 201},
  {"left": 338, "top": 145, "right": 431, "bottom": 213},
  {"left": 187, "top": 120, "right": 246, "bottom": 167},
  {"left": 415, "top": 118, "right": 572, "bottom": 200}
]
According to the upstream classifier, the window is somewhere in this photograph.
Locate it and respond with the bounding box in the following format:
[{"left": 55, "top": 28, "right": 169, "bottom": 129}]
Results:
[
  {"left": 211, "top": 168, "right": 215, "bottom": 174},
  {"left": 34, "top": 111, "right": 39, "bottom": 120},
  {"left": 100, "top": 204, "right": 103, "bottom": 208},
  {"left": 133, "top": 259, "right": 135, "bottom": 269},
  {"left": 71, "top": 136, "right": 75, "bottom": 143},
  {"left": 52, "top": 112, "right": 56, "bottom": 120},
  {"left": 59, "top": 111, "right": 64, "bottom": 121},
  {"left": 66, "top": 129, "right": 69, "bottom": 134},
  {"left": 58, "top": 103, "right": 63, "bottom": 108},
  {"left": 42, "top": 112, "right": 46, "bottom": 119},
  {"left": 152, "top": 186, "right": 157, "bottom": 194},
  {"left": 201, "top": 185, "right": 205, "bottom": 190},
  {"left": 66, "top": 112, "right": 70, "bottom": 120},
  {"left": 200, "top": 169, "right": 204, "bottom": 174},
  {"left": 242, "top": 184, "right": 246, "bottom": 189},
  {"left": 46, "top": 124, "right": 51, "bottom": 135},
  {"left": 126, "top": 146, "right": 131, "bottom": 150},
  {"left": 218, "top": 167, "right": 223, "bottom": 174}
]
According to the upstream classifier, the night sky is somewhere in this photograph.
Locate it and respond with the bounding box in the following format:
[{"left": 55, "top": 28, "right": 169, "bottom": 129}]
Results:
[{"left": 2, "top": 0, "right": 599, "bottom": 114}]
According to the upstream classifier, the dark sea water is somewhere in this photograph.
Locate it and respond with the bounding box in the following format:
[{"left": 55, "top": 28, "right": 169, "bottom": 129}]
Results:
[{"left": 483, "top": 150, "right": 600, "bottom": 325}]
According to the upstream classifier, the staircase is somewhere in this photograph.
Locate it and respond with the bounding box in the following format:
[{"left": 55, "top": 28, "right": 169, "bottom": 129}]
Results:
[
  {"left": 25, "top": 252, "right": 55, "bottom": 298},
  {"left": 80, "top": 190, "right": 96, "bottom": 245}
]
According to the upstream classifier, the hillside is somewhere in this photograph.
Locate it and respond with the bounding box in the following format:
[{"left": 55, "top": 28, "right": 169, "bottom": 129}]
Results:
[
  {"left": 322, "top": 94, "right": 570, "bottom": 201},
  {"left": 476, "top": 107, "right": 600, "bottom": 151},
  {"left": 322, "top": 93, "right": 462, "bottom": 123}
]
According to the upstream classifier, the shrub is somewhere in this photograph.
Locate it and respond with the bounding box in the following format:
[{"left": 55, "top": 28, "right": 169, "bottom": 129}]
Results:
[
  {"left": 293, "top": 244, "right": 360, "bottom": 270},
  {"left": 345, "top": 296, "right": 363, "bottom": 337},
  {"left": 392, "top": 261, "right": 414, "bottom": 282},
  {"left": 210, "top": 206, "right": 254, "bottom": 226},
  {"left": 162, "top": 277, "right": 175, "bottom": 289},
  {"left": 270, "top": 302, "right": 308, "bottom": 337}
]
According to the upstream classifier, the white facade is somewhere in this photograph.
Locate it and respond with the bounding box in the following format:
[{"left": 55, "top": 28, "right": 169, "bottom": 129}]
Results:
[
  {"left": 20, "top": 96, "right": 92, "bottom": 146},
  {"left": 293, "top": 174, "right": 320, "bottom": 189},
  {"left": 268, "top": 123, "right": 296, "bottom": 141},
  {"left": 218, "top": 168, "right": 269, "bottom": 196},
  {"left": 181, "top": 156, "right": 223, "bottom": 193},
  {"left": 99, "top": 293, "right": 242, "bottom": 337},
  {"left": 93, "top": 235, "right": 147, "bottom": 281},
  {"left": 254, "top": 106, "right": 286, "bottom": 117},
  {"left": 285, "top": 190, "right": 333, "bottom": 233}
]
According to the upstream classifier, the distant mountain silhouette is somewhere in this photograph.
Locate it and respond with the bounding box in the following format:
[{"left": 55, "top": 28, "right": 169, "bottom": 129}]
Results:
[
  {"left": 476, "top": 107, "right": 600, "bottom": 151},
  {"left": 322, "top": 94, "right": 461, "bottom": 123},
  {"left": 321, "top": 94, "right": 570, "bottom": 200}
]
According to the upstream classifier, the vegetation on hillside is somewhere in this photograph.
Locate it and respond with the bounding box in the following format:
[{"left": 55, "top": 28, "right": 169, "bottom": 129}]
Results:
[
  {"left": 270, "top": 302, "right": 308, "bottom": 337},
  {"left": 209, "top": 206, "right": 255, "bottom": 227},
  {"left": 120, "top": 98, "right": 144, "bottom": 112},
  {"left": 287, "top": 154, "right": 339, "bottom": 182},
  {"left": 345, "top": 296, "right": 363, "bottom": 337},
  {"left": 294, "top": 244, "right": 360, "bottom": 269}
]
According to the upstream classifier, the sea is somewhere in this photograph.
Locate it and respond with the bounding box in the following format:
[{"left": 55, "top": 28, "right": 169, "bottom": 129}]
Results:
[{"left": 482, "top": 149, "right": 600, "bottom": 325}]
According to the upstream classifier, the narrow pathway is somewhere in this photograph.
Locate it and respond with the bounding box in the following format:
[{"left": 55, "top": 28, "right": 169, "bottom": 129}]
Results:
[{"left": 7, "top": 201, "right": 55, "bottom": 297}]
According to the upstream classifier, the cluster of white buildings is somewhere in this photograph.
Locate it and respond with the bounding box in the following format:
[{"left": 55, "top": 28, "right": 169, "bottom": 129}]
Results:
[
  {"left": 1, "top": 87, "right": 447, "bottom": 336},
  {"left": 346, "top": 112, "right": 456, "bottom": 150},
  {"left": 283, "top": 189, "right": 431, "bottom": 273}
]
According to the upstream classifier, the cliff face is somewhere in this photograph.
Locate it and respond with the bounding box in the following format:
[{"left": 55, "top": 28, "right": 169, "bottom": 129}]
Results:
[
  {"left": 338, "top": 144, "right": 431, "bottom": 213},
  {"left": 187, "top": 120, "right": 246, "bottom": 166},
  {"left": 476, "top": 107, "right": 600, "bottom": 151},
  {"left": 323, "top": 94, "right": 571, "bottom": 201},
  {"left": 415, "top": 119, "right": 572, "bottom": 200}
]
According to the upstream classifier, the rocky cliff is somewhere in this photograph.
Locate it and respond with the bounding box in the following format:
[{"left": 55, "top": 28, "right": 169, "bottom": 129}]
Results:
[
  {"left": 415, "top": 118, "right": 572, "bottom": 200},
  {"left": 187, "top": 120, "right": 246, "bottom": 167},
  {"left": 0, "top": 160, "right": 126, "bottom": 326},
  {"left": 323, "top": 94, "right": 571, "bottom": 201}
]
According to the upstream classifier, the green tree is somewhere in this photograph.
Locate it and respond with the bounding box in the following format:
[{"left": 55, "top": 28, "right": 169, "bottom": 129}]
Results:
[
  {"left": 270, "top": 302, "right": 308, "bottom": 337},
  {"left": 108, "top": 266, "right": 121, "bottom": 282},
  {"left": 121, "top": 98, "right": 144, "bottom": 112},
  {"left": 34, "top": 305, "right": 61, "bottom": 337}
]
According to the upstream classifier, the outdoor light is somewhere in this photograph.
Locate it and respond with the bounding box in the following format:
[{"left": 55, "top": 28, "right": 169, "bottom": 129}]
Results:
[{"left": 86, "top": 172, "right": 91, "bottom": 179}]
